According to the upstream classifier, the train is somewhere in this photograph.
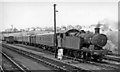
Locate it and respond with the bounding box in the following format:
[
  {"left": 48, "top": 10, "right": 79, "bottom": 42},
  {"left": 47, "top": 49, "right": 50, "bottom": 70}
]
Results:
[
  {"left": 3, "top": 36, "right": 14, "bottom": 44},
  {"left": 3, "top": 27, "right": 110, "bottom": 61}
]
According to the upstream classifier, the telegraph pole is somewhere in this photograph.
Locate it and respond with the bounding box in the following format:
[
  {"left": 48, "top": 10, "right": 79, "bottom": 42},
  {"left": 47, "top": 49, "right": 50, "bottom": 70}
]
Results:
[{"left": 54, "top": 4, "right": 57, "bottom": 58}]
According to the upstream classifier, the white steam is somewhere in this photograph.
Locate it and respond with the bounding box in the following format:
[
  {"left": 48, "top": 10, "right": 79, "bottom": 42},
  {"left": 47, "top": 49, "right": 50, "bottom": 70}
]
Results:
[{"left": 99, "top": 19, "right": 118, "bottom": 54}]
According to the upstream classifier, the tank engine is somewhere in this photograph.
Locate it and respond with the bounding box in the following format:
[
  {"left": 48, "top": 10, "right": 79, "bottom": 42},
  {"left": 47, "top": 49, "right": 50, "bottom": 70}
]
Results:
[{"left": 58, "top": 27, "right": 108, "bottom": 61}]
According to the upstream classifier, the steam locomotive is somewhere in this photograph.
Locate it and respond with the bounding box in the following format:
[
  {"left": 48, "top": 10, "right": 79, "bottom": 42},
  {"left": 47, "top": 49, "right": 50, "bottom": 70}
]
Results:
[
  {"left": 56, "top": 27, "right": 108, "bottom": 61},
  {"left": 3, "top": 27, "right": 109, "bottom": 61}
]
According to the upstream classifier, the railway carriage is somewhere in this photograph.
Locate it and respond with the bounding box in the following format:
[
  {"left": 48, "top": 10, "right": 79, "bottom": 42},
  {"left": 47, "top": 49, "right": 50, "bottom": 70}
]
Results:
[
  {"left": 29, "top": 35, "right": 36, "bottom": 46},
  {"left": 36, "top": 33, "right": 55, "bottom": 51},
  {"left": 0, "top": 34, "right": 4, "bottom": 41},
  {"left": 22, "top": 35, "right": 30, "bottom": 45},
  {"left": 15, "top": 36, "right": 23, "bottom": 44},
  {"left": 14, "top": 36, "right": 17, "bottom": 43},
  {"left": 5, "top": 36, "right": 14, "bottom": 44},
  {"left": 2, "top": 36, "right": 6, "bottom": 41}
]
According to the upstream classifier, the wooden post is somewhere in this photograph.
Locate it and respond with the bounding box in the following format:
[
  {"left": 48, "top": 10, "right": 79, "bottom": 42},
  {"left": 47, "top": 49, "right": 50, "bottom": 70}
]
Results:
[{"left": 54, "top": 4, "right": 57, "bottom": 58}]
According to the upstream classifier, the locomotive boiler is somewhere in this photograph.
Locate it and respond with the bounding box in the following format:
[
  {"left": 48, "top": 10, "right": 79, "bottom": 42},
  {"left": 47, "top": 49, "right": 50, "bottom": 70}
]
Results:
[{"left": 78, "top": 28, "right": 107, "bottom": 49}]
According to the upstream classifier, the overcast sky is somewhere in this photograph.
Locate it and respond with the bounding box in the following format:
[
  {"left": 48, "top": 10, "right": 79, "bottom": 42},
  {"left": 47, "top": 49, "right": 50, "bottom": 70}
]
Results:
[{"left": 0, "top": 0, "right": 118, "bottom": 31}]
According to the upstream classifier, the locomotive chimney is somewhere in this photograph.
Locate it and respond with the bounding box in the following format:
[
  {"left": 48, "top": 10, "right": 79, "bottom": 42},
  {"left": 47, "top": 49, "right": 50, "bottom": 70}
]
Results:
[
  {"left": 95, "top": 22, "right": 101, "bottom": 34},
  {"left": 95, "top": 28, "right": 100, "bottom": 34}
]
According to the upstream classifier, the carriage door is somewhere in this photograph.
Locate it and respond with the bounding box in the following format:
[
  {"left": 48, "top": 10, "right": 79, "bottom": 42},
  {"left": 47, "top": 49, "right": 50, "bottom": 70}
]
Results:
[{"left": 29, "top": 36, "right": 32, "bottom": 44}]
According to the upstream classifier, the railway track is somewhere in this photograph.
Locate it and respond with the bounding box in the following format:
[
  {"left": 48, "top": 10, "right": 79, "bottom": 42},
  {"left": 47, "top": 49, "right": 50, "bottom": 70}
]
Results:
[
  {"left": 2, "top": 43, "right": 89, "bottom": 72},
  {"left": 16, "top": 44, "right": 120, "bottom": 62},
  {"left": 104, "top": 55, "right": 120, "bottom": 62},
  {"left": 16, "top": 44, "right": 120, "bottom": 63},
  {"left": 0, "top": 65, "right": 4, "bottom": 72},
  {"left": 107, "top": 52, "right": 120, "bottom": 57},
  {"left": 1, "top": 51, "right": 27, "bottom": 72},
  {"left": 1, "top": 46, "right": 62, "bottom": 72},
  {"left": 10, "top": 44, "right": 120, "bottom": 70},
  {"left": 104, "top": 50, "right": 120, "bottom": 62}
]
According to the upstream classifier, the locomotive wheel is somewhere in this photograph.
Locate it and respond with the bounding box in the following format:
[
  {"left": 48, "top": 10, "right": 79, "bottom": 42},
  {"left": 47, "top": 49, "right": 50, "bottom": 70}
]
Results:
[
  {"left": 86, "top": 53, "right": 91, "bottom": 60},
  {"left": 47, "top": 46, "right": 51, "bottom": 51},
  {"left": 80, "top": 52, "right": 84, "bottom": 58},
  {"left": 78, "top": 51, "right": 82, "bottom": 58},
  {"left": 63, "top": 49, "right": 68, "bottom": 56},
  {"left": 52, "top": 47, "right": 55, "bottom": 53},
  {"left": 69, "top": 50, "right": 74, "bottom": 57},
  {"left": 97, "top": 58, "right": 102, "bottom": 62},
  {"left": 73, "top": 51, "right": 80, "bottom": 58},
  {"left": 92, "top": 55, "right": 102, "bottom": 62},
  {"left": 42, "top": 46, "right": 46, "bottom": 50},
  {"left": 80, "top": 51, "right": 84, "bottom": 59},
  {"left": 83, "top": 52, "right": 87, "bottom": 59},
  {"left": 82, "top": 52, "right": 91, "bottom": 60},
  {"left": 65, "top": 49, "right": 73, "bottom": 57},
  {"left": 97, "top": 55, "right": 103, "bottom": 62}
]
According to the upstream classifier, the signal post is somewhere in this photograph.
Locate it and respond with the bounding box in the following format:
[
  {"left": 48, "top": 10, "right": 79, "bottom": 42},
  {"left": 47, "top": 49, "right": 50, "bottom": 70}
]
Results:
[{"left": 54, "top": 4, "right": 57, "bottom": 58}]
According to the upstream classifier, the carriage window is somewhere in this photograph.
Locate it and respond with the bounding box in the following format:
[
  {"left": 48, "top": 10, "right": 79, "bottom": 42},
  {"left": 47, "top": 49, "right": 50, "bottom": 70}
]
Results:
[
  {"left": 40, "top": 37, "right": 41, "bottom": 40},
  {"left": 42, "top": 37, "right": 43, "bottom": 40}
]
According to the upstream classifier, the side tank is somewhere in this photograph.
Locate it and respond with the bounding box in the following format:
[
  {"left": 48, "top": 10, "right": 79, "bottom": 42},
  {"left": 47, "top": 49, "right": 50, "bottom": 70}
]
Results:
[{"left": 60, "top": 29, "right": 82, "bottom": 50}]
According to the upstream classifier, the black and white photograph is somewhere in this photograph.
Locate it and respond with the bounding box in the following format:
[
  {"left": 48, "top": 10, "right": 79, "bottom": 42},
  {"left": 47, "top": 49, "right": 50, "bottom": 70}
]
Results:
[{"left": 0, "top": 0, "right": 119, "bottom": 72}]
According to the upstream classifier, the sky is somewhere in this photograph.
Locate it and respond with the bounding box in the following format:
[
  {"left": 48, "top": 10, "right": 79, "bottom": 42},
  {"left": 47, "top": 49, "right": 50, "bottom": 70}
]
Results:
[{"left": 0, "top": 0, "right": 118, "bottom": 31}]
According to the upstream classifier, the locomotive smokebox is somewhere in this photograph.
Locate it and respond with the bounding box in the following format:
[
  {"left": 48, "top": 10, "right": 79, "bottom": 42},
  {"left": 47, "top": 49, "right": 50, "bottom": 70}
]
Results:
[{"left": 95, "top": 28, "right": 100, "bottom": 34}]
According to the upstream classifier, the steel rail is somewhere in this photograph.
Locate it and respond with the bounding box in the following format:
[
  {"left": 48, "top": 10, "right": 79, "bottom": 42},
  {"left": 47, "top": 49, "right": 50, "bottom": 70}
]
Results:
[
  {"left": 3, "top": 44, "right": 89, "bottom": 72},
  {"left": 1, "top": 51, "right": 27, "bottom": 72},
  {"left": 14, "top": 44, "right": 120, "bottom": 70},
  {"left": 0, "top": 65, "right": 4, "bottom": 72}
]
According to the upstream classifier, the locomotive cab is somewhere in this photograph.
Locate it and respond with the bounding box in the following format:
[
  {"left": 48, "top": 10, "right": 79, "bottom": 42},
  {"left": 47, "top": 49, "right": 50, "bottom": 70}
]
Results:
[{"left": 65, "top": 29, "right": 80, "bottom": 36}]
